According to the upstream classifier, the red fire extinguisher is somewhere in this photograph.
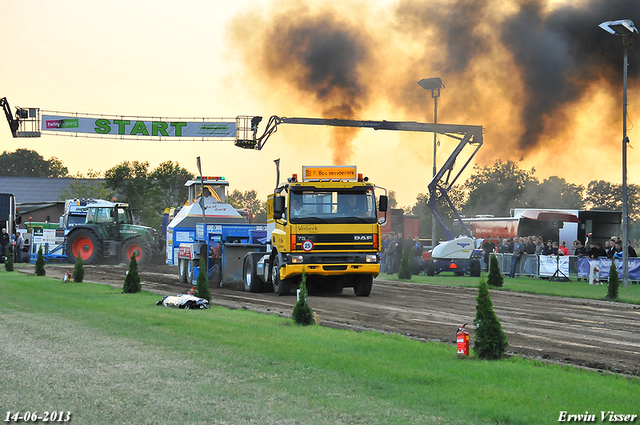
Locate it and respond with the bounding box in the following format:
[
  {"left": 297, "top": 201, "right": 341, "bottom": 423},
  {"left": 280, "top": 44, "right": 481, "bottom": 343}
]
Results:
[{"left": 457, "top": 323, "right": 470, "bottom": 356}]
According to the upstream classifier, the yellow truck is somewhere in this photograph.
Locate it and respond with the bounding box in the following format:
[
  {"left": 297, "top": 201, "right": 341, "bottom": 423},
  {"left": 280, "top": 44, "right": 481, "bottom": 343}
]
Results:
[{"left": 243, "top": 165, "right": 388, "bottom": 296}]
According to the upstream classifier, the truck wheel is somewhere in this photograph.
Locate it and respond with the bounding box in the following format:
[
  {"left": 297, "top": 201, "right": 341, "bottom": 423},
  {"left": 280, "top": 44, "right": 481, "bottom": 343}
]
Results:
[
  {"left": 470, "top": 260, "right": 481, "bottom": 277},
  {"left": 67, "top": 229, "right": 103, "bottom": 265},
  {"left": 272, "top": 256, "right": 291, "bottom": 296},
  {"left": 178, "top": 259, "right": 188, "bottom": 284},
  {"left": 187, "top": 260, "right": 197, "bottom": 285},
  {"left": 354, "top": 275, "right": 373, "bottom": 296},
  {"left": 425, "top": 260, "right": 435, "bottom": 276},
  {"left": 122, "top": 238, "right": 152, "bottom": 265},
  {"left": 244, "top": 255, "right": 263, "bottom": 293}
]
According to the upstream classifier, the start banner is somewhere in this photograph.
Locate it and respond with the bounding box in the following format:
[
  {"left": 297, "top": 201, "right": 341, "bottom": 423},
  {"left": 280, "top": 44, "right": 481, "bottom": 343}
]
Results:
[{"left": 41, "top": 115, "right": 236, "bottom": 138}]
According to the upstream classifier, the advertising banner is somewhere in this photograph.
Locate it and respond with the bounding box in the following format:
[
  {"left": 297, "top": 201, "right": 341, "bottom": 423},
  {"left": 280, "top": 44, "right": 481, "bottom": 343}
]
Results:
[
  {"left": 577, "top": 258, "right": 640, "bottom": 280},
  {"left": 539, "top": 255, "right": 570, "bottom": 277},
  {"left": 41, "top": 115, "right": 236, "bottom": 138}
]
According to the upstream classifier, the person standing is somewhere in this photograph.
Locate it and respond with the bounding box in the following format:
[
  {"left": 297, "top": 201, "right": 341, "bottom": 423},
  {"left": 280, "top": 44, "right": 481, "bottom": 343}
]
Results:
[
  {"left": 13, "top": 230, "right": 24, "bottom": 263},
  {"left": 509, "top": 237, "right": 525, "bottom": 278}
]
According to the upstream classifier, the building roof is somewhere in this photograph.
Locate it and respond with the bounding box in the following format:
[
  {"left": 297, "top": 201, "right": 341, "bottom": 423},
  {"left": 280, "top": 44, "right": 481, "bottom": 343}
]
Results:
[{"left": 0, "top": 177, "right": 105, "bottom": 204}]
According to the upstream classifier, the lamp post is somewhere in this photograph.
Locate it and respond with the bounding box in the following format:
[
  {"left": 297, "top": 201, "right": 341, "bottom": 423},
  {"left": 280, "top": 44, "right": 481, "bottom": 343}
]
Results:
[
  {"left": 418, "top": 77, "right": 445, "bottom": 249},
  {"left": 599, "top": 19, "right": 638, "bottom": 288}
]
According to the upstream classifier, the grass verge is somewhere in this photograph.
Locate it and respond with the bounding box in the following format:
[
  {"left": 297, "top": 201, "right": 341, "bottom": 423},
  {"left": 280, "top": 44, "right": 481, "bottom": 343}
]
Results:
[
  {"left": 378, "top": 272, "right": 640, "bottom": 304},
  {"left": 1, "top": 270, "right": 638, "bottom": 424}
]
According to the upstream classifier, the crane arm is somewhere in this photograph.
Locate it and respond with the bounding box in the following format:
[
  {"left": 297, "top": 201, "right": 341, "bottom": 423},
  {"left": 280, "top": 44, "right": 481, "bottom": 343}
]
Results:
[
  {"left": 248, "top": 115, "right": 483, "bottom": 240},
  {"left": 0, "top": 97, "right": 19, "bottom": 138}
]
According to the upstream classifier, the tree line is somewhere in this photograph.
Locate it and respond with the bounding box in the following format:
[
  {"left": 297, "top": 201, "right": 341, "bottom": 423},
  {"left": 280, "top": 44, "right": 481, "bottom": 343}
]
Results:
[
  {"left": 0, "top": 149, "right": 267, "bottom": 230},
  {"left": 408, "top": 159, "right": 640, "bottom": 242},
  {"left": 1, "top": 150, "right": 635, "bottom": 238}
]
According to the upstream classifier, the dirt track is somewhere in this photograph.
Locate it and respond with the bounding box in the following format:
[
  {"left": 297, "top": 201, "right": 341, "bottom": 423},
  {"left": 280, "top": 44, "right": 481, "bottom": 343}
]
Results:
[{"left": 35, "top": 263, "right": 640, "bottom": 377}]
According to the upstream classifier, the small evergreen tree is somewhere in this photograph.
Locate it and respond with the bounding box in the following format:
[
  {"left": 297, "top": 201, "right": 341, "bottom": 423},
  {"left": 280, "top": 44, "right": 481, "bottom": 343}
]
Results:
[
  {"left": 4, "top": 246, "right": 14, "bottom": 271},
  {"left": 473, "top": 277, "right": 508, "bottom": 360},
  {"left": 194, "top": 256, "right": 211, "bottom": 301},
  {"left": 397, "top": 249, "right": 412, "bottom": 280},
  {"left": 123, "top": 253, "right": 141, "bottom": 293},
  {"left": 35, "top": 246, "right": 46, "bottom": 276},
  {"left": 487, "top": 254, "right": 504, "bottom": 287},
  {"left": 72, "top": 255, "right": 84, "bottom": 283},
  {"left": 292, "top": 268, "right": 314, "bottom": 326},
  {"left": 607, "top": 261, "right": 620, "bottom": 300}
]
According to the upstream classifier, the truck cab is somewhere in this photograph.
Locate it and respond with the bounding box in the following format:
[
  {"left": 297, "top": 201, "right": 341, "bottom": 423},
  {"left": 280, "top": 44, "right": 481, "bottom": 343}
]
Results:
[{"left": 267, "top": 166, "right": 387, "bottom": 296}]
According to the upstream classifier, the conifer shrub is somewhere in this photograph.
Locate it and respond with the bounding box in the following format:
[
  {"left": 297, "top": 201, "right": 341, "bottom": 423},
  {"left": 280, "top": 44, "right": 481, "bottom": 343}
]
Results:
[
  {"left": 4, "top": 246, "right": 14, "bottom": 271},
  {"left": 292, "top": 268, "right": 314, "bottom": 326},
  {"left": 607, "top": 261, "right": 619, "bottom": 300},
  {"left": 194, "top": 256, "right": 211, "bottom": 302},
  {"left": 123, "top": 253, "right": 141, "bottom": 293},
  {"left": 73, "top": 255, "right": 84, "bottom": 283},
  {"left": 35, "top": 246, "right": 46, "bottom": 276},
  {"left": 473, "top": 277, "right": 508, "bottom": 360},
  {"left": 397, "top": 249, "right": 412, "bottom": 280},
  {"left": 487, "top": 254, "right": 504, "bottom": 287}
]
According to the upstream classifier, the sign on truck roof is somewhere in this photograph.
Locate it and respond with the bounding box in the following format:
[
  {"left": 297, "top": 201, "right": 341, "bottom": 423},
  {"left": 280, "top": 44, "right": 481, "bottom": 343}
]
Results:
[{"left": 302, "top": 165, "right": 357, "bottom": 182}]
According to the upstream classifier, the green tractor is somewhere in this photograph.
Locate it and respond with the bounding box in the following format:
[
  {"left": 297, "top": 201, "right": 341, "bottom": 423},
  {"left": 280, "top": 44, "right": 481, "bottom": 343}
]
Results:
[{"left": 65, "top": 200, "right": 160, "bottom": 265}]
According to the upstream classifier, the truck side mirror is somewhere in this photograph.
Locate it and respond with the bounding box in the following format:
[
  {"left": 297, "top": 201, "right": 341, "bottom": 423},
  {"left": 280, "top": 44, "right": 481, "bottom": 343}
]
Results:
[
  {"left": 273, "top": 196, "right": 285, "bottom": 219},
  {"left": 378, "top": 195, "right": 388, "bottom": 212}
]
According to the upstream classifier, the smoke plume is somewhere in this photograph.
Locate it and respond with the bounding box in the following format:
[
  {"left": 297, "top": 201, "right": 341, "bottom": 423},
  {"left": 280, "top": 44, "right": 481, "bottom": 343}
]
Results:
[{"left": 231, "top": 0, "right": 639, "bottom": 170}]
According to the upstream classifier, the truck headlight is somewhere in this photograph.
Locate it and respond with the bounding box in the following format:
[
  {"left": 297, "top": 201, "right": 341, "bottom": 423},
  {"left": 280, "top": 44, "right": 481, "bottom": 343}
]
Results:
[
  {"left": 366, "top": 254, "right": 377, "bottom": 263},
  {"left": 291, "top": 255, "right": 304, "bottom": 263}
]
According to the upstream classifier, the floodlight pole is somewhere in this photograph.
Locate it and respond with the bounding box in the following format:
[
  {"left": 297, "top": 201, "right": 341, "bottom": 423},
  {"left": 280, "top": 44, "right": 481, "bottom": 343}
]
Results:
[
  {"left": 622, "top": 40, "right": 629, "bottom": 287},
  {"left": 418, "top": 78, "right": 444, "bottom": 249},
  {"left": 599, "top": 19, "right": 637, "bottom": 287}
]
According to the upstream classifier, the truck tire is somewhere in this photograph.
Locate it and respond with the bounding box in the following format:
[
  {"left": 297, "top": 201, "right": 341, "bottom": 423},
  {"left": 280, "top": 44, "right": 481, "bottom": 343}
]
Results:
[
  {"left": 272, "top": 256, "right": 291, "bottom": 296},
  {"left": 187, "top": 260, "right": 197, "bottom": 285},
  {"left": 425, "top": 260, "right": 435, "bottom": 276},
  {"left": 243, "top": 255, "right": 264, "bottom": 293},
  {"left": 178, "top": 259, "right": 188, "bottom": 284},
  {"left": 67, "top": 229, "right": 103, "bottom": 265},
  {"left": 122, "top": 237, "right": 152, "bottom": 265},
  {"left": 354, "top": 275, "right": 373, "bottom": 296},
  {"left": 470, "top": 259, "right": 481, "bottom": 277}
]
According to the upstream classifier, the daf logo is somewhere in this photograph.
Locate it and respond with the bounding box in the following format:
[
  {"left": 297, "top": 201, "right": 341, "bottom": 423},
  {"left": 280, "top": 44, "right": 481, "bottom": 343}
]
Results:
[{"left": 354, "top": 235, "right": 373, "bottom": 241}]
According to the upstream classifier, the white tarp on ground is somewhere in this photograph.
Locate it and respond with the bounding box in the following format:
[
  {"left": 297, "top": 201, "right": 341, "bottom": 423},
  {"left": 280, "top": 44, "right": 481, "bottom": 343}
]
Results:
[{"left": 156, "top": 294, "right": 210, "bottom": 309}]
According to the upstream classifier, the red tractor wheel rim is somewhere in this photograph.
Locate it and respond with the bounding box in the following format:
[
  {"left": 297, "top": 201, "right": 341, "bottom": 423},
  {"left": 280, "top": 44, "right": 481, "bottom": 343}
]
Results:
[
  {"left": 72, "top": 236, "right": 93, "bottom": 260},
  {"left": 126, "top": 244, "right": 142, "bottom": 261}
]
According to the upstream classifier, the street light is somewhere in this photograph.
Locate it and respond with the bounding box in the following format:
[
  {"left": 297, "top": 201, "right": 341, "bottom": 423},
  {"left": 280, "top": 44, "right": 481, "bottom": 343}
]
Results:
[
  {"left": 418, "top": 77, "right": 445, "bottom": 249},
  {"left": 599, "top": 19, "right": 638, "bottom": 288}
]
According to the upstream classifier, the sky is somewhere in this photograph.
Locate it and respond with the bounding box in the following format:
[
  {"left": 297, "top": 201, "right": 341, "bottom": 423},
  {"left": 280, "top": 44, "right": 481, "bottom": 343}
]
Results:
[{"left": 1, "top": 0, "right": 639, "bottom": 209}]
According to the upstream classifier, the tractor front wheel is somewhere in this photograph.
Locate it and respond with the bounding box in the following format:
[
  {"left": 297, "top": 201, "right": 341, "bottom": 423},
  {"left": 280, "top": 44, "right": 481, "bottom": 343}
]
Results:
[{"left": 122, "top": 238, "right": 152, "bottom": 265}]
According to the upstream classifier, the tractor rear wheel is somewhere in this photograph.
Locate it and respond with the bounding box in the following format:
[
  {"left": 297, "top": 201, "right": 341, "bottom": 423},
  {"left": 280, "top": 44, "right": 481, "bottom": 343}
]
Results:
[
  {"left": 67, "top": 229, "right": 103, "bottom": 265},
  {"left": 122, "top": 237, "right": 152, "bottom": 265}
]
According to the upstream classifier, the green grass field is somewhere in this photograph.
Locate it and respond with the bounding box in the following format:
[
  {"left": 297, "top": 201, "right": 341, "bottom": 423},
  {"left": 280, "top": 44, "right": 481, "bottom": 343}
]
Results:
[
  {"left": 379, "top": 272, "right": 640, "bottom": 305},
  {"left": 1, "top": 270, "right": 638, "bottom": 424}
]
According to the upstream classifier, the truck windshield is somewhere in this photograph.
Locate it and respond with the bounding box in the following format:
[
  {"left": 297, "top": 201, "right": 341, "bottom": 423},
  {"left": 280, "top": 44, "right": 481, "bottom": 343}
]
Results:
[{"left": 289, "top": 189, "right": 377, "bottom": 224}]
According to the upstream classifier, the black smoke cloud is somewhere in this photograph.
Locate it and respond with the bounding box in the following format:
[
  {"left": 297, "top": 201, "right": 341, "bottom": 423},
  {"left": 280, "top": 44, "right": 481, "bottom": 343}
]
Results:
[
  {"left": 233, "top": 0, "right": 639, "bottom": 159},
  {"left": 500, "top": 0, "right": 640, "bottom": 149}
]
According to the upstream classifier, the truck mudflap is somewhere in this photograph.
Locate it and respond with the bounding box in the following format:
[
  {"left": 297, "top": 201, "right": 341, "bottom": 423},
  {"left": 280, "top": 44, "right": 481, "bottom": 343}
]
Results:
[{"left": 219, "top": 243, "right": 266, "bottom": 287}]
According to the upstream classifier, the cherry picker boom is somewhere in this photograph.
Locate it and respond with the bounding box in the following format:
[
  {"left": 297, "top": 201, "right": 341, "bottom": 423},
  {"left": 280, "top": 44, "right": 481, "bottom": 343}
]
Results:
[{"left": 242, "top": 115, "right": 485, "bottom": 276}]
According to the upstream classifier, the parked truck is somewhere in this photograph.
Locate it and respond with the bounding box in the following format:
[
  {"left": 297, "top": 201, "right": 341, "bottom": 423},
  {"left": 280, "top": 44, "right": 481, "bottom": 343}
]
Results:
[
  {"left": 188, "top": 165, "right": 388, "bottom": 296},
  {"left": 0, "top": 193, "right": 17, "bottom": 262}
]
